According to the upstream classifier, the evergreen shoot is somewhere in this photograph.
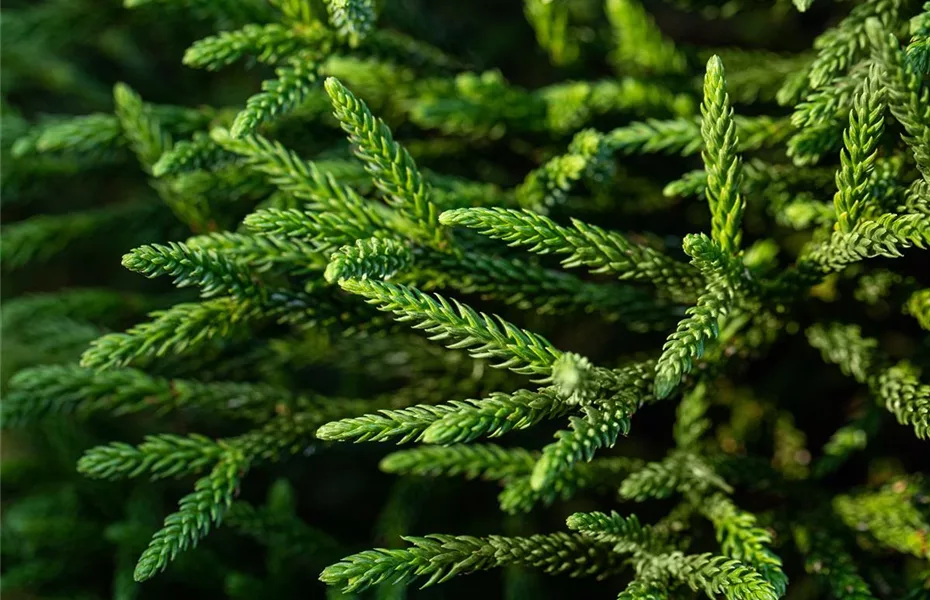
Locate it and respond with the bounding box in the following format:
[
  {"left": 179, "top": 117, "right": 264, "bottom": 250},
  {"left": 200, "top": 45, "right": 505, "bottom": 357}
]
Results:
[{"left": 2, "top": 0, "right": 929, "bottom": 598}]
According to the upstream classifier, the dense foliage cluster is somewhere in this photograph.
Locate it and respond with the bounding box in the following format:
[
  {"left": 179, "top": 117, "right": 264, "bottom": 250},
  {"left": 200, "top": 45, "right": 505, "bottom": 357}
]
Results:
[{"left": 2, "top": 0, "right": 930, "bottom": 598}]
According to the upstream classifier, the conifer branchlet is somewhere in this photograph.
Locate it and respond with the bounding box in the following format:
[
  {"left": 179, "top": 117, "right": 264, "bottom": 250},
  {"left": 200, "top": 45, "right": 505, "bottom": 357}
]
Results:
[{"left": 5, "top": 0, "right": 930, "bottom": 597}]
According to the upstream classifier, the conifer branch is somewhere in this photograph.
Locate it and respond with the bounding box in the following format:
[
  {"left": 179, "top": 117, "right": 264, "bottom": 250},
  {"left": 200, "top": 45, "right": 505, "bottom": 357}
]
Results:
[
  {"left": 902, "top": 179, "right": 930, "bottom": 214},
  {"left": 608, "top": 116, "right": 792, "bottom": 156},
  {"left": 834, "top": 477, "right": 930, "bottom": 559},
  {"left": 320, "top": 533, "right": 620, "bottom": 593},
  {"left": 566, "top": 511, "right": 669, "bottom": 555},
  {"left": 546, "top": 78, "right": 695, "bottom": 128},
  {"left": 316, "top": 403, "right": 459, "bottom": 443},
  {"left": 833, "top": 65, "right": 885, "bottom": 232},
  {"left": 906, "top": 4, "right": 930, "bottom": 72},
  {"left": 790, "top": 62, "right": 869, "bottom": 137},
  {"left": 701, "top": 56, "right": 745, "bottom": 253},
  {"left": 701, "top": 494, "right": 787, "bottom": 596},
  {"left": 674, "top": 382, "right": 711, "bottom": 448},
  {"left": 617, "top": 579, "right": 671, "bottom": 600},
  {"left": 231, "top": 55, "right": 319, "bottom": 138},
  {"left": 715, "top": 50, "right": 812, "bottom": 104},
  {"left": 608, "top": 117, "right": 703, "bottom": 155},
  {"left": 380, "top": 444, "right": 535, "bottom": 481},
  {"left": 874, "top": 362, "right": 930, "bottom": 439},
  {"left": 530, "top": 396, "right": 634, "bottom": 491},
  {"left": 421, "top": 388, "right": 569, "bottom": 445},
  {"left": 440, "top": 207, "right": 702, "bottom": 300},
  {"left": 214, "top": 130, "right": 393, "bottom": 245},
  {"left": 806, "top": 0, "right": 904, "bottom": 90},
  {"left": 905, "top": 288, "right": 930, "bottom": 330},
  {"left": 324, "top": 77, "right": 446, "bottom": 248},
  {"left": 316, "top": 388, "right": 569, "bottom": 444},
  {"left": 523, "top": 0, "right": 579, "bottom": 66},
  {"left": 515, "top": 129, "right": 612, "bottom": 211},
  {"left": 867, "top": 20, "right": 930, "bottom": 181},
  {"left": 806, "top": 212, "right": 930, "bottom": 271},
  {"left": 244, "top": 206, "right": 388, "bottom": 252},
  {"left": 647, "top": 551, "right": 777, "bottom": 600},
  {"left": 185, "top": 231, "right": 326, "bottom": 274},
  {"left": 408, "top": 72, "right": 692, "bottom": 138},
  {"left": 152, "top": 132, "right": 236, "bottom": 177},
  {"left": 2, "top": 364, "right": 304, "bottom": 425},
  {"left": 806, "top": 322, "right": 879, "bottom": 384},
  {"left": 324, "top": 237, "right": 413, "bottom": 283},
  {"left": 80, "top": 298, "right": 261, "bottom": 370},
  {"left": 14, "top": 113, "right": 125, "bottom": 157},
  {"left": 620, "top": 453, "right": 732, "bottom": 501},
  {"left": 122, "top": 242, "right": 261, "bottom": 298},
  {"left": 182, "top": 23, "right": 323, "bottom": 70},
  {"left": 323, "top": 0, "right": 376, "bottom": 47},
  {"left": 606, "top": 0, "right": 686, "bottom": 75},
  {"left": 792, "top": 524, "right": 877, "bottom": 600},
  {"left": 78, "top": 434, "right": 225, "bottom": 481},
  {"left": 133, "top": 455, "right": 246, "bottom": 581},
  {"left": 113, "top": 83, "right": 171, "bottom": 171},
  {"left": 654, "top": 235, "right": 743, "bottom": 399},
  {"left": 337, "top": 279, "right": 562, "bottom": 375}
]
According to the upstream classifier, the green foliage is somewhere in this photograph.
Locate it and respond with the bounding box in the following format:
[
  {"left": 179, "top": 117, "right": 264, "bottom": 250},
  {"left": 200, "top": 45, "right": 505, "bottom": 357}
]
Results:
[
  {"left": 907, "top": 3, "right": 930, "bottom": 72},
  {"left": 113, "top": 82, "right": 172, "bottom": 171},
  {"left": 80, "top": 298, "right": 260, "bottom": 370},
  {"left": 324, "top": 236, "right": 413, "bottom": 282},
  {"left": 805, "top": 0, "right": 904, "bottom": 90},
  {"left": 653, "top": 552, "right": 778, "bottom": 600},
  {"left": 701, "top": 56, "right": 746, "bottom": 254},
  {"left": 133, "top": 455, "right": 246, "bottom": 581},
  {"left": 380, "top": 444, "right": 535, "bottom": 480},
  {"left": 565, "top": 511, "right": 668, "bottom": 554},
  {"left": 523, "top": 0, "right": 580, "bottom": 66},
  {"left": 702, "top": 494, "right": 787, "bottom": 595},
  {"left": 338, "top": 279, "right": 562, "bottom": 375},
  {"left": 4, "top": 0, "right": 930, "bottom": 598},
  {"left": 834, "top": 477, "right": 930, "bottom": 559},
  {"left": 2, "top": 365, "right": 299, "bottom": 424},
  {"left": 530, "top": 396, "right": 634, "bottom": 490},
  {"left": 832, "top": 65, "right": 885, "bottom": 232},
  {"left": 440, "top": 207, "right": 702, "bottom": 301},
  {"left": 122, "top": 241, "right": 262, "bottom": 298},
  {"left": 867, "top": 18, "right": 930, "bottom": 180},
  {"left": 2, "top": 202, "right": 162, "bottom": 270},
  {"left": 792, "top": 524, "right": 877, "bottom": 600},
  {"left": 320, "top": 532, "right": 620, "bottom": 592},
  {"left": 323, "top": 0, "right": 377, "bottom": 47},
  {"left": 231, "top": 56, "right": 319, "bottom": 138},
  {"left": 905, "top": 288, "right": 930, "bottom": 330},
  {"left": 182, "top": 23, "right": 321, "bottom": 70},
  {"left": 605, "top": 0, "right": 686, "bottom": 75},
  {"left": 317, "top": 387, "right": 569, "bottom": 444},
  {"left": 324, "top": 76, "right": 446, "bottom": 248},
  {"left": 808, "top": 322, "right": 930, "bottom": 438}
]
